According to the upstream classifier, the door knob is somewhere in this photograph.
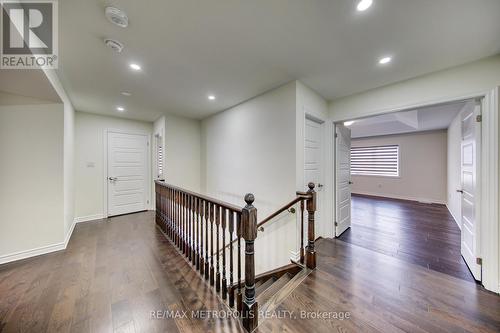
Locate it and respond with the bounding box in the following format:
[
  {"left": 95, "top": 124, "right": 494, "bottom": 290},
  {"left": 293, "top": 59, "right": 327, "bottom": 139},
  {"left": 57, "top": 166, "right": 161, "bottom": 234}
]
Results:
[
  {"left": 109, "top": 177, "right": 118, "bottom": 181},
  {"left": 317, "top": 183, "right": 324, "bottom": 188},
  {"left": 456, "top": 189, "right": 464, "bottom": 193},
  {"left": 349, "top": 181, "right": 353, "bottom": 185}
]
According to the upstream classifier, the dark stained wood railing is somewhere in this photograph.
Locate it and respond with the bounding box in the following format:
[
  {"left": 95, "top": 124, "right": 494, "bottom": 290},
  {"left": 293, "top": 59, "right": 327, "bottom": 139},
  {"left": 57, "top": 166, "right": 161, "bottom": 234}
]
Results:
[
  {"left": 155, "top": 181, "right": 317, "bottom": 332},
  {"left": 154, "top": 181, "right": 254, "bottom": 330},
  {"left": 219, "top": 182, "right": 317, "bottom": 269}
]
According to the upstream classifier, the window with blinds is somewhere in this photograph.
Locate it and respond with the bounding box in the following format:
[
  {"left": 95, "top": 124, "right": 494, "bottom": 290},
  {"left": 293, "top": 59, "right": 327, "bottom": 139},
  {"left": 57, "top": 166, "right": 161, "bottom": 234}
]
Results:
[
  {"left": 156, "top": 136, "right": 164, "bottom": 179},
  {"left": 350, "top": 145, "right": 399, "bottom": 177}
]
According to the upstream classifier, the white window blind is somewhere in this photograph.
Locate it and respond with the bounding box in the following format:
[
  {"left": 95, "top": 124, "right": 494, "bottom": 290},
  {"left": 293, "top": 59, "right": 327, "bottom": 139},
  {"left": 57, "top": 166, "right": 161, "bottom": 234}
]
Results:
[
  {"left": 350, "top": 145, "right": 399, "bottom": 177},
  {"left": 156, "top": 136, "right": 164, "bottom": 179}
]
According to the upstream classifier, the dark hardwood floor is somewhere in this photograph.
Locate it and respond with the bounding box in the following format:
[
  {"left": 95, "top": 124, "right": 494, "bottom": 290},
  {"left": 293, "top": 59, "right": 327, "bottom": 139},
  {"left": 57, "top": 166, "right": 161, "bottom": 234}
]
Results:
[
  {"left": 1, "top": 210, "right": 499, "bottom": 333},
  {"left": 0, "top": 212, "right": 243, "bottom": 333},
  {"left": 338, "top": 194, "right": 474, "bottom": 282},
  {"left": 258, "top": 238, "right": 500, "bottom": 333}
]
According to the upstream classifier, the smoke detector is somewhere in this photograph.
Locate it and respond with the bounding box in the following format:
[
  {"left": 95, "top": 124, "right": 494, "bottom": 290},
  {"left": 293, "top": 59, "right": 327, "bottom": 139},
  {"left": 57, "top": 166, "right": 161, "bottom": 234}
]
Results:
[
  {"left": 104, "top": 38, "right": 124, "bottom": 53},
  {"left": 105, "top": 7, "right": 129, "bottom": 28}
]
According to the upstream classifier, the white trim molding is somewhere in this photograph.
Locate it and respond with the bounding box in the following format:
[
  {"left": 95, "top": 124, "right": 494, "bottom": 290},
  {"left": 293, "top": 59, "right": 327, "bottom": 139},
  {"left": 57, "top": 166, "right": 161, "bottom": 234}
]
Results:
[
  {"left": 352, "top": 191, "right": 446, "bottom": 205},
  {"left": 0, "top": 219, "right": 77, "bottom": 265},
  {"left": 290, "top": 250, "right": 301, "bottom": 263},
  {"left": 74, "top": 214, "right": 105, "bottom": 223},
  {"left": 480, "top": 88, "right": 499, "bottom": 293},
  {"left": 0, "top": 242, "right": 66, "bottom": 265},
  {"left": 446, "top": 204, "right": 461, "bottom": 230}
]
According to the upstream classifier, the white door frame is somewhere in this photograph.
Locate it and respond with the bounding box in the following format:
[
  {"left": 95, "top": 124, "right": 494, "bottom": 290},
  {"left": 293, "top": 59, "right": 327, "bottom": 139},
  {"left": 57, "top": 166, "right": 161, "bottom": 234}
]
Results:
[
  {"left": 304, "top": 114, "right": 326, "bottom": 238},
  {"left": 103, "top": 128, "right": 152, "bottom": 218},
  {"left": 330, "top": 88, "right": 499, "bottom": 293}
]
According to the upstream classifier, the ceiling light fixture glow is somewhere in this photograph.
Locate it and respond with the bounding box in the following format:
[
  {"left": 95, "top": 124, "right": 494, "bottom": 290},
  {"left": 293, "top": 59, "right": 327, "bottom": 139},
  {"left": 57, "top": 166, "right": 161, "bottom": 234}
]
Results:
[
  {"left": 208, "top": 95, "right": 216, "bottom": 100},
  {"left": 344, "top": 121, "right": 355, "bottom": 126},
  {"left": 116, "top": 106, "right": 125, "bottom": 112},
  {"left": 378, "top": 56, "right": 392, "bottom": 65},
  {"left": 357, "top": 0, "right": 373, "bottom": 11},
  {"left": 129, "top": 63, "right": 141, "bottom": 71},
  {"left": 121, "top": 91, "right": 131, "bottom": 96}
]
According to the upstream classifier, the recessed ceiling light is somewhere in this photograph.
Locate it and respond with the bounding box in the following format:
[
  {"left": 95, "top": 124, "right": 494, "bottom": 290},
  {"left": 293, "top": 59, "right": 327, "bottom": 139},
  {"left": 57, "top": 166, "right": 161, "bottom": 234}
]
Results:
[
  {"left": 208, "top": 95, "right": 216, "bottom": 100},
  {"left": 121, "top": 91, "right": 131, "bottom": 96},
  {"left": 378, "top": 56, "right": 392, "bottom": 65},
  {"left": 357, "top": 0, "right": 373, "bottom": 11},
  {"left": 129, "top": 63, "right": 141, "bottom": 71},
  {"left": 104, "top": 38, "right": 124, "bottom": 53},
  {"left": 116, "top": 106, "right": 125, "bottom": 112},
  {"left": 344, "top": 121, "right": 355, "bottom": 126}
]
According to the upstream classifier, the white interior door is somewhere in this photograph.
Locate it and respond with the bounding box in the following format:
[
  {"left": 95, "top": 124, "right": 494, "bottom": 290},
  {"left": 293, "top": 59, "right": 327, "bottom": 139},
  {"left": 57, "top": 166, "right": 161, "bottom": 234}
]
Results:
[
  {"left": 335, "top": 124, "right": 351, "bottom": 237},
  {"left": 460, "top": 101, "right": 482, "bottom": 281},
  {"left": 107, "top": 131, "right": 149, "bottom": 217},
  {"left": 304, "top": 117, "right": 324, "bottom": 235}
]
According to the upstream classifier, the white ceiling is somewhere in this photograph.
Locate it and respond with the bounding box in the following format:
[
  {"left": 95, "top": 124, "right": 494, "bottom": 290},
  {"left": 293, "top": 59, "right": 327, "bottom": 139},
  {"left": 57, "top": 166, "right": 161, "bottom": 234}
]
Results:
[
  {"left": 56, "top": 0, "right": 500, "bottom": 121},
  {"left": 348, "top": 100, "right": 469, "bottom": 138}
]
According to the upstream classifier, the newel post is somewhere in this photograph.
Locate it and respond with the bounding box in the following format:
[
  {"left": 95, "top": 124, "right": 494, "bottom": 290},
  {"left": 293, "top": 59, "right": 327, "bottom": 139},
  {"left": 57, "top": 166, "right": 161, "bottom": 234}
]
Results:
[
  {"left": 241, "top": 193, "right": 258, "bottom": 332},
  {"left": 306, "top": 182, "right": 317, "bottom": 269}
]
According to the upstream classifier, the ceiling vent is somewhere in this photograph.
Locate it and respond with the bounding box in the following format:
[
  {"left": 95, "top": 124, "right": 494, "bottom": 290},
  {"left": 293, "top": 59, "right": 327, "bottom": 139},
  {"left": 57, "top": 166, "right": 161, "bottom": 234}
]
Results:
[
  {"left": 104, "top": 38, "right": 124, "bottom": 53},
  {"left": 105, "top": 7, "right": 129, "bottom": 28}
]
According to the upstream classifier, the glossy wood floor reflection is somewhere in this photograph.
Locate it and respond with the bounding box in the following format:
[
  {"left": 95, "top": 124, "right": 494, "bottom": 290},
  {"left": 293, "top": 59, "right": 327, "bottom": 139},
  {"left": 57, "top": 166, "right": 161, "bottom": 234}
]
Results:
[
  {"left": 0, "top": 212, "right": 243, "bottom": 333},
  {"left": 338, "top": 194, "right": 474, "bottom": 282},
  {"left": 257, "top": 238, "right": 500, "bottom": 333},
  {"left": 2, "top": 211, "right": 499, "bottom": 333}
]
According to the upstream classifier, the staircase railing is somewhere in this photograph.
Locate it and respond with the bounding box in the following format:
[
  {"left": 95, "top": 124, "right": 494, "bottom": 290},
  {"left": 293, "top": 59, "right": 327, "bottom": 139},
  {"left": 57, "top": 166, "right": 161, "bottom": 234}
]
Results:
[
  {"left": 218, "top": 182, "right": 317, "bottom": 269},
  {"left": 154, "top": 181, "right": 316, "bottom": 332}
]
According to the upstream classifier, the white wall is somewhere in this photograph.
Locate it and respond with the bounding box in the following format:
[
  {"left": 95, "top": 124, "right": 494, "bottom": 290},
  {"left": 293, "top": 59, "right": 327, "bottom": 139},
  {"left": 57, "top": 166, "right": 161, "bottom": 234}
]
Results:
[
  {"left": 75, "top": 112, "right": 153, "bottom": 219},
  {"left": 201, "top": 82, "right": 297, "bottom": 272},
  {"left": 0, "top": 103, "right": 64, "bottom": 260},
  {"left": 44, "top": 69, "right": 76, "bottom": 238},
  {"left": 295, "top": 81, "right": 333, "bottom": 241},
  {"left": 202, "top": 82, "right": 297, "bottom": 214},
  {"left": 330, "top": 55, "right": 500, "bottom": 121},
  {"left": 351, "top": 131, "right": 448, "bottom": 204},
  {"left": 164, "top": 114, "right": 201, "bottom": 192}
]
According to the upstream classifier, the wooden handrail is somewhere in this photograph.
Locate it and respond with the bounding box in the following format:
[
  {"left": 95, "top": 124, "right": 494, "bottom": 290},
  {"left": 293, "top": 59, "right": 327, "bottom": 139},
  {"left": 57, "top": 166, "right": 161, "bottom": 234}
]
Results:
[
  {"left": 155, "top": 180, "right": 243, "bottom": 213},
  {"left": 257, "top": 196, "right": 304, "bottom": 227},
  {"left": 214, "top": 191, "right": 313, "bottom": 256},
  {"left": 155, "top": 182, "right": 316, "bottom": 332},
  {"left": 155, "top": 181, "right": 258, "bottom": 332}
]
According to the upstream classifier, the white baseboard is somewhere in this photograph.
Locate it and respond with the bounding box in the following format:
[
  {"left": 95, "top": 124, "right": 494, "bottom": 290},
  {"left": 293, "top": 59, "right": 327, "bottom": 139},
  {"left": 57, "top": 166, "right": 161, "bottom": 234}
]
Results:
[
  {"left": 352, "top": 191, "right": 446, "bottom": 205},
  {"left": 0, "top": 242, "right": 66, "bottom": 265},
  {"left": 74, "top": 214, "right": 104, "bottom": 223},
  {"left": 446, "top": 205, "right": 462, "bottom": 230},
  {"left": 290, "top": 250, "right": 300, "bottom": 262},
  {"left": 0, "top": 217, "right": 78, "bottom": 266},
  {"left": 65, "top": 220, "right": 76, "bottom": 247}
]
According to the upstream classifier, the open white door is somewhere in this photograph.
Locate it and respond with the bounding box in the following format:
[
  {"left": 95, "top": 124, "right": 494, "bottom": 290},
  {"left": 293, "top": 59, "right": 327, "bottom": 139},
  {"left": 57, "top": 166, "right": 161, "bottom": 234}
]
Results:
[
  {"left": 459, "top": 101, "right": 482, "bottom": 281},
  {"left": 335, "top": 124, "right": 351, "bottom": 237},
  {"left": 107, "top": 131, "right": 149, "bottom": 217}
]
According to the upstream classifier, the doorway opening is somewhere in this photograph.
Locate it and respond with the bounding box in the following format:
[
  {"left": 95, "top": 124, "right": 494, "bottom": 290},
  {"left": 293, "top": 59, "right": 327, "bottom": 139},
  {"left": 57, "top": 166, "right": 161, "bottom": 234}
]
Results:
[{"left": 334, "top": 98, "right": 482, "bottom": 282}]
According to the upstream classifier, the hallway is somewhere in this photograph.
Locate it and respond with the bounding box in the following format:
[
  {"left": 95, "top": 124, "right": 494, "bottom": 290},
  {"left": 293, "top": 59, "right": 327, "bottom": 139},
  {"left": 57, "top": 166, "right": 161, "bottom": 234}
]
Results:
[
  {"left": 1, "top": 212, "right": 499, "bottom": 332},
  {"left": 0, "top": 212, "right": 242, "bottom": 333}
]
